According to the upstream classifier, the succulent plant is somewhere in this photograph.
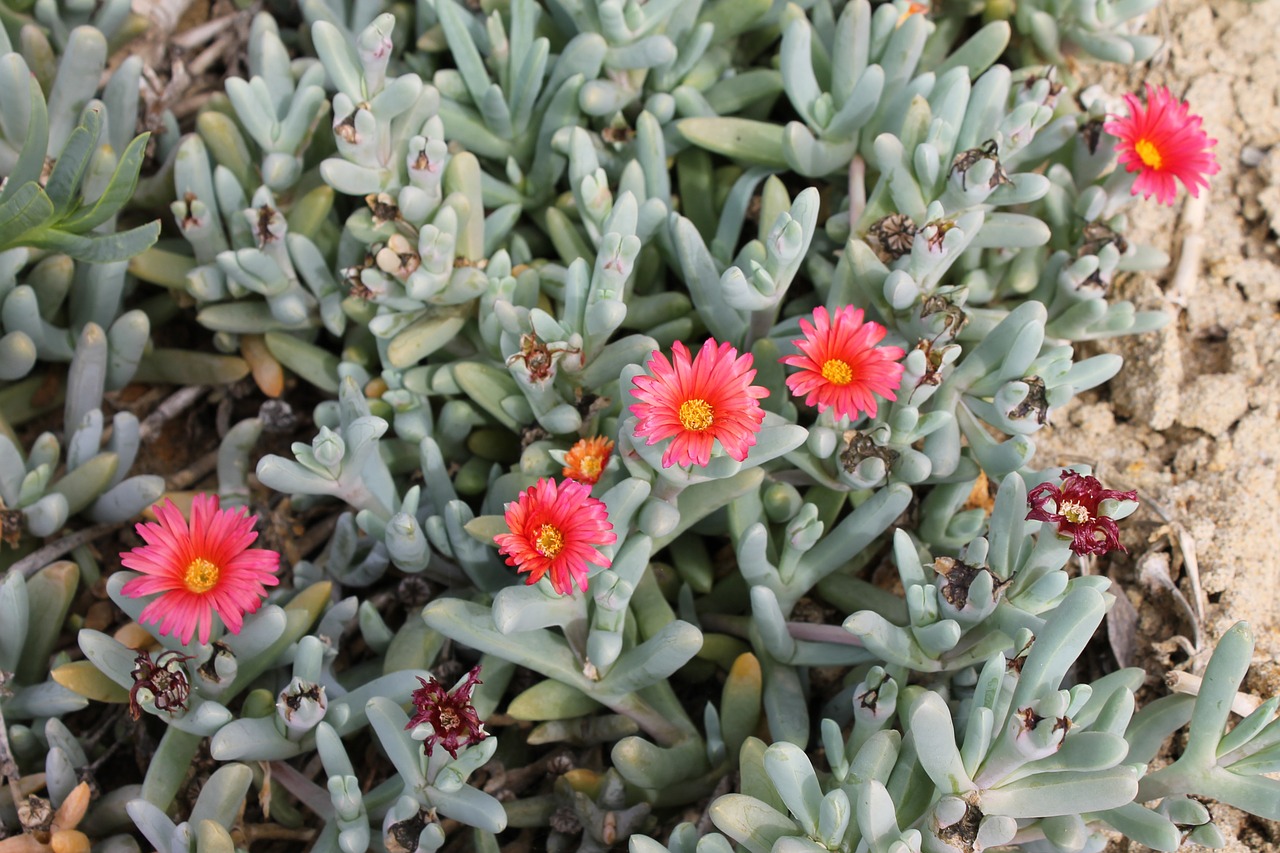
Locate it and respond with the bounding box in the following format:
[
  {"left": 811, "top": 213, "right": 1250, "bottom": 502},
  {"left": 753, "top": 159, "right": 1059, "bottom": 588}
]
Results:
[
  {"left": 0, "top": 24, "right": 158, "bottom": 384},
  {"left": 1, "top": 322, "right": 164, "bottom": 545},
  {"left": 1, "top": 0, "right": 1266, "bottom": 852}
]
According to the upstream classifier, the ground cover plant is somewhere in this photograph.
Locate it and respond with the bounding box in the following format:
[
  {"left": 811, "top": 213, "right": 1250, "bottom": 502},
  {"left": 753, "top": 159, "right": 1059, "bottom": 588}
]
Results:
[{"left": 1, "top": 0, "right": 1274, "bottom": 852}]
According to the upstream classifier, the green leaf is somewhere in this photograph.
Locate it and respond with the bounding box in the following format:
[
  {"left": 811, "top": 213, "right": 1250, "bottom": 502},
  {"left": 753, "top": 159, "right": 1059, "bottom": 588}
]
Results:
[
  {"left": 709, "top": 794, "right": 800, "bottom": 853},
  {"left": 17, "top": 561, "right": 80, "bottom": 683},
  {"left": 0, "top": 182, "right": 56, "bottom": 251},
  {"left": 132, "top": 349, "right": 251, "bottom": 385},
  {"left": 508, "top": 679, "right": 602, "bottom": 721},
  {"left": 45, "top": 107, "right": 102, "bottom": 216},
  {"left": 437, "top": 0, "right": 493, "bottom": 108},
  {"left": 58, "top": 131, "right": 150, "bottom": 232},
  {"left": 26, "top": 220, "right": 160, "bottom": 263},
  {"left": 0, "top": 77, "right": 49, "bottom": 208},
  {"left": 463, "top": 514, "right": 508, "bottom": 544},
  {"left": 264, "top": 331, "right": 341, "bottom": 393},
  {"left": 677, "top": 117, "right": 789, "bottom": 169}
]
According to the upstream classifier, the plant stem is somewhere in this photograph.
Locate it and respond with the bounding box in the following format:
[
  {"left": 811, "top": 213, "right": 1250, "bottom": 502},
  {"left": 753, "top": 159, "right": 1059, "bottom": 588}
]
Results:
[
  {"left": 0, "top": 701, "right": 24, "bottom": 814},
  {"left": 607, "top": 692, "right": 687, "bottom": 746},
  {"left": 139, "top": 385, "right": 209, "bottom": 441},
  {"left": 5, "top": 523, "right": 120, "bottom": 579},
  {"left": 786, "top": 622, "right": 864, "bottom": 645},
  {"left": 268, "top": 760, "right": 334, "bottom": 819}
]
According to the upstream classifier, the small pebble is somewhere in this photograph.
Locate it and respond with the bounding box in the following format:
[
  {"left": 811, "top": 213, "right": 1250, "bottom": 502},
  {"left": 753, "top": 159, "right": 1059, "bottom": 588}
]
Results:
[
  {"left": 83, "top": 601, "right": 115, "bottom": 632},
  {"left": 1240, "top": 145, "right": 1267, "bottom": 167}
]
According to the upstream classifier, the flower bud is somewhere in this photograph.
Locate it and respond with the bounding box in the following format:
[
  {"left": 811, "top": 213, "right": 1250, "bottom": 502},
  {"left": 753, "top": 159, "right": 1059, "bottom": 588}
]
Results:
[
  {"left": 312, "top": 427, "right": 346, "bottom": 474},
  {"left": 277, "top": 677, "right": 328, "bottom": 738}
]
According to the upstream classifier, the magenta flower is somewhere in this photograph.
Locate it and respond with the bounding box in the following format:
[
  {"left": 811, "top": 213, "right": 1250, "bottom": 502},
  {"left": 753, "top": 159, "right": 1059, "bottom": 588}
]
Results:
[
  {"left": 781, "top": 305, "right": 906, "bottom": 421},
  {"left": 495, "top": 478, "right": 616, "bottom": 595},
  {"left": 1104, "top": 84, "right": 1219, "bottom": 205},
  {"left": 121, "top": 494, "right": 281, "bottom": 645},
  {"left": 404, "top": 666, "right": 487, "bottom": 758},
  {"left": 1026, "top": 470, "right": 1138, "bottom": 557},
  {"left": 630, "top": 339, "right": 769, "bottom": 468}
]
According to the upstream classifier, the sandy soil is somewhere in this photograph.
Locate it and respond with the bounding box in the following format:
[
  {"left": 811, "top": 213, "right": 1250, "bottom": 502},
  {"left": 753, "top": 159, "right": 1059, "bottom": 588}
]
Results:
[{"left": 1032, "top": 1, "right": 1280, "bottom": 848}]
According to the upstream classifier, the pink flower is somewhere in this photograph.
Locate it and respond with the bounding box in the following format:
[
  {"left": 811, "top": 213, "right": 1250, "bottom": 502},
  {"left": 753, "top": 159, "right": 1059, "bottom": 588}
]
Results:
[
  {"left": 494, "top": 478, "right": 616, "bottom": 595},
  {"left": 1026, "top": 470, "right": 1138, "bottom": 557},
  {"left": 629, "top": 339, "right": 769, "bottom": 468},
  {"left": 1104, "top": 84, "right": 1219, "bottom": 205},
  {"left": 404, "top": 665, "right": 487, "bottom": 759},
  {"left": 120, "top": 494, "right": 281, "bottom": 645},
  {"left": 781, "top": 305, "right": 906, "bottom": 420}
]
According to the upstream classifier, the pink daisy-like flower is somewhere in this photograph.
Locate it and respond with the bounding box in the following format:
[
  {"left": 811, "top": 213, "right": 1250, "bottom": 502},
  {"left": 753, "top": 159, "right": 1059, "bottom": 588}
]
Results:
[
  {"left": 781, "top": 305, "right": 906, "bottom": 421},
  {"left": 494, "top": 478, "right": 616, "bottom": 595},
  {"left": 403, "top": 665, "right": 487, "bottom": 759},
  {"left": 120, "top": 494, "right": 281, "bottom": 645},
  {"left": 629, "top": 339, "right": 769, "bottom": 468},
  {"left": 1026, "top": 470, "right": 1138, "bottom": 557},
  {"left": 1103, "top": 84, "right": 1219, "bottom": 205}
]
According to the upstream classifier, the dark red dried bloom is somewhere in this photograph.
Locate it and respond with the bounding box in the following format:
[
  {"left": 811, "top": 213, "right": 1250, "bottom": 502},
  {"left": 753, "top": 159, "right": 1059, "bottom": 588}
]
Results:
[
  {"left": 1026, "top": 470, "right": 1138, "bottom": 557},
  {"left": 129, "top": 650, "right": 193, "bottom": 720},
  {"left": 404, "top": 666, "right": 486, "bottom": 758}
]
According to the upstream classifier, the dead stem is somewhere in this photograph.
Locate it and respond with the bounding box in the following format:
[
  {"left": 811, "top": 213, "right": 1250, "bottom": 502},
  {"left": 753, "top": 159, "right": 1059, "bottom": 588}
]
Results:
[
  {"left": 170, "top": 449, "right": 220, "bottom": 490},
  {"left": 1165, "top": 670, "right": 1263, "bottom": 717},
  {"left": 5, "top": 524, "right": 120, "bottom": 580},
  {"left": 1166, "top": 189, "right": 1207, "bottom": 307},
  {"left": 848, "top": 155, "right": 867, "bottom": 231},
  {"left": 240, "top": 824, "right": 319, "bottom": 844},
  {"left": 139, "top": 386, "right": 210, "bottom": 442},
  {"left": 266, "top": 761, "right": 332, "bottom": 820},
  {"left": 0, "top": 701, "right": 24, "bottom": 815}
]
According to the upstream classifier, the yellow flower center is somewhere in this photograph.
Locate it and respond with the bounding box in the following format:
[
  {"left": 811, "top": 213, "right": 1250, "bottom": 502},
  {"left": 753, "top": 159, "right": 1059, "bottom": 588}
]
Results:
[
  {"left": 678, "top": 398, "right": 715, "bottom": 431},
  {"left": 1059, "top": 501, "right": 1092, "bottom": 525},
  {"left": 438, "top": 708, "right": 460, "bottom": 731},
  {"left": 535, "top": 524, "right": 564, "bottom": 558},
  {"left": 821, "top": 358, "right": 854, "bottom": 385},
  {"left": 183, "top": 558, "right": 220, "bottom": 594},
  {"left": 580, "top": 455, "right": 603, "bottom": 478},
  {"left": 1134, "top": 138, "right": 1163, "bottom": 170}
]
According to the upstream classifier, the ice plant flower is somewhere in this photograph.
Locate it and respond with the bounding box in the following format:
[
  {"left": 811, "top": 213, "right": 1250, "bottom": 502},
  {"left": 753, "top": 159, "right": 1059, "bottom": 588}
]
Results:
[
  {"left": 404, "top": 665, "right": 486, "bottom": 758},
  {"left": 563, "top": 436, "right": 614, "bottom": 486},
  {"left": 1104, "top": 84, "right": 1219, "bottom": 205},
  {"left": 781, "top": 305, "right": 906, "bottom": 421},
  {"left": 630, "top": 339, "right": 768, "bottom": 468},
  {"left": 1026, "top": 470, "right": 1139, "bottom": 557},
  {"left": 120, "top": 494, "right": 281, "bottom": 645},
  {"left": 495, "top": 478, "right": 617, "bottom": 595}
]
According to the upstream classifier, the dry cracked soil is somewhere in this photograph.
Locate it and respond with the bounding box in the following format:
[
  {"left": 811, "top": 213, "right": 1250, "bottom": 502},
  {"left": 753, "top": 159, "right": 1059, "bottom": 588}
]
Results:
[{"left": 1043, "top": 0, "right": 1280, "bottom": 849}]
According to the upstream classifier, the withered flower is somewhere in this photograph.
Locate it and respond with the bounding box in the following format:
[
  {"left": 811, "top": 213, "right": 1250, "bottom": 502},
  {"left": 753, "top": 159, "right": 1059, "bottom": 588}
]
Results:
[
  {"left": 404, "top": 665, "right": 487, "bottom": 758},
  {"left": 868, "top": 213, "right": 918, "bottom": 262},
  {"left": 129, "top": 650, "right": 193, "bottom": 720},
  {"left": 1026, "top": 470, "right": 1138, "bottom": 557},
  {"left": 948, "top": 139, "right": 1011, "bottom": 191}
]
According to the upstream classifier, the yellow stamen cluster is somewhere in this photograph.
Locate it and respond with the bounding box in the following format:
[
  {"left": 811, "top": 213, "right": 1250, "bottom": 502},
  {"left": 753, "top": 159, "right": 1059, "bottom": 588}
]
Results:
[
  {"left": 1059, "top": 501, "right": 1092, "bottom": 525},
  {"left": 579, "top": 455, "right": 603, "bottom": 479},
  {"left": 821, "top": 358, "right": 854, "bottom": 386},
  {"left": 535, "top": 524, "right": 565, "bottom": 558},
  {"left": 679, "top": 399, "right": 715, "bottom": 431},
  {"left": 183, "top": 558, "right": 220, "bottom": 594},
  {"left": 1135, "top": 138, "right": 1163, "bottom": 170}
]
